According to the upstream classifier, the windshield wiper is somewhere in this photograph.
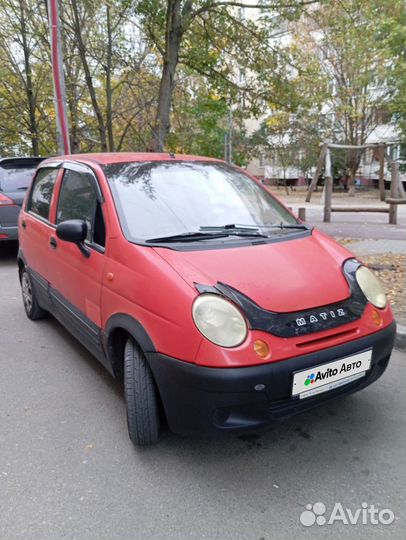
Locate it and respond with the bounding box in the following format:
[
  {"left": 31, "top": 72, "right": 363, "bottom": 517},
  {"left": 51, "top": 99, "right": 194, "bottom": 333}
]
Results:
[
  {"left": 146, "top": 227, "right": 269, "bottom": 243},
  {"left": 267, "top": 223, "right": 309, "bottom": 230},
  {"left": 145, "top": 231, "right": 230, "bottom": 243},
  {"left": 199, "top": 224, "right": 268, "bottom": 237},
  {"left": 201, "top": 223, "right": 261, "bottom": 231}
]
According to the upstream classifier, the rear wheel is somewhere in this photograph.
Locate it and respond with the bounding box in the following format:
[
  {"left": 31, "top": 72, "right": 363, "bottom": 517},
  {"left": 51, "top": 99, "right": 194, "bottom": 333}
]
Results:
[
  {"left": 21, "top": 268, "right": 47, "bottom": 320},
  {"left": 124, "top": 337, "right": 160, "bottom": 446}
]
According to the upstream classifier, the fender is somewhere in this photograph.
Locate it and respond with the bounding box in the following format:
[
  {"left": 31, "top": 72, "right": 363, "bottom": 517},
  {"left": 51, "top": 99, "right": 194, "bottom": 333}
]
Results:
[{"left": 103, "top": 313, "right": 156, "bottom": 379}]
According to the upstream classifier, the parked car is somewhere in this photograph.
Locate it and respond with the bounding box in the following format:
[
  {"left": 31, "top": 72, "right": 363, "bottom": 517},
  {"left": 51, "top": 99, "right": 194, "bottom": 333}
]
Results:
[
  {"left": 0, "top": 157, "right": 45, "bottom": 242},
  {"left": 17, "top": 153, "right": 396, "bottom": 446}
]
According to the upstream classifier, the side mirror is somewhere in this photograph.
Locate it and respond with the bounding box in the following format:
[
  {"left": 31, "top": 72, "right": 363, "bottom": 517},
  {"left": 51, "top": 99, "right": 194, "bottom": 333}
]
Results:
[{"left": 56, "top": 219, "right": 90, "bottom": 257}]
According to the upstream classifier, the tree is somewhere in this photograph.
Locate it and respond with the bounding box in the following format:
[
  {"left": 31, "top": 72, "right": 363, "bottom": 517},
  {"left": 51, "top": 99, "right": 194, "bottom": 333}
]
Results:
[
  {"left": 291, "top": 0, "right": 406, "bottom": 194},
  {"left": 0, "top": 0, "right": 55, "bottom": 155},
  {"left": 380, "top": 0, "right": 406, "bottom": 155},
  {"left": 165, "top": 74, "right": 248, "bottom": 163},
  {"left": 136, "top": 0, "right": 320, "bottom": 151},
  {"left": 61, "top": 0, "right": 155, "bottom": 153},
  {"left": 248, "top": 110, "right": 327, "bottom": 192}
]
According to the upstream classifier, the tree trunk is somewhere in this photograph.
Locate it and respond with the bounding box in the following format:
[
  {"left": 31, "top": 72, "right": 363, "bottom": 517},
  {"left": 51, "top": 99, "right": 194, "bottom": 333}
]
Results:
[
  {"left": 70, "top": 0, "right": 107, "bottom": 151},
  {"left": 348, "top": 172, "right": 356, "bottom": 197},
  {"left": 347, "top": 148, "right": 361, "bottom": 197},
  {"left": 19, "top": 0, "right": 39, "bottom": 156},
  {"left": 66, "top": 66, "right": 80, "bottom": 153},
  {"left": 105, "top": 5, "right": 115, "bottom": 151},
  {"left": 148, "top": 0, "right": 183, "bottom": 152}
]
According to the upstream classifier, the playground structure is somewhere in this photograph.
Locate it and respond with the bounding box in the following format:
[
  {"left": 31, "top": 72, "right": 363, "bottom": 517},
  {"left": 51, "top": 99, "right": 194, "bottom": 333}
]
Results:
[{"left": 306, "top": 142, "right": 406, "bottom": 224}]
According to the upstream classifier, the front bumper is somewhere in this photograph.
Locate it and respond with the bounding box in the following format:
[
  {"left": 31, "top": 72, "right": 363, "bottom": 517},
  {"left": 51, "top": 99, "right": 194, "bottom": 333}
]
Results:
[{"left": 147, "top": 322, "right": 396, "bottom": 436}]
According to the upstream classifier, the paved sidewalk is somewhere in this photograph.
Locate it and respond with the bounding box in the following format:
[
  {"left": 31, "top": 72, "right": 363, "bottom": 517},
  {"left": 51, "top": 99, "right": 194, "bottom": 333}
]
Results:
[
  {"left": 274, "top": 190, "right": 406, "bottom": 241},
  {"left": 345, "top": 239, "right": 405, "bottom": 256}
]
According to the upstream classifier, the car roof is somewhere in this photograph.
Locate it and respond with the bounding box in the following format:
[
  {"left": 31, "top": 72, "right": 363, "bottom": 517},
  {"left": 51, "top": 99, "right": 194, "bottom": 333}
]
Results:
[{"left": 42, "top": 152, "right": 224, "bottom": 167}]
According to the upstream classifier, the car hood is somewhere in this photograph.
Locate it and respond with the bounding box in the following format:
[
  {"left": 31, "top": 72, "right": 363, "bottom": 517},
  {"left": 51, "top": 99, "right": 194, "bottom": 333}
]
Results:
[{"left": 153, "top": 230, "right": 356, "bottom": 313}]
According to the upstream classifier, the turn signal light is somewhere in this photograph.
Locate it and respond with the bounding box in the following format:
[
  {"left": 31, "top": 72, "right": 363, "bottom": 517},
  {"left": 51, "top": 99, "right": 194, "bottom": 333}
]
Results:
[
  {"left": 371, "top": 309, "right": 383, "bottom": 327},
  {"left": 253, "top": 339, "right": 271, "bottom": 359}
]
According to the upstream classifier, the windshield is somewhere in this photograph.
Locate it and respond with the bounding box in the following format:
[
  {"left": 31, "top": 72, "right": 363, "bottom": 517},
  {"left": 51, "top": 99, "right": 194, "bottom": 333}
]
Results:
[
  {"left": 105, "top": 161, "right": 299, "bottom": 243},
  {"left": 0, "top": 165, "right": 38, "bottom": 191}
]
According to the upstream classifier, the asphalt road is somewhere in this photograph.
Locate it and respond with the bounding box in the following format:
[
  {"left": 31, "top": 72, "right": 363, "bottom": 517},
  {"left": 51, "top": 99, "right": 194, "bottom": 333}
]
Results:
[{"left": 0, "top": 243, "right": 405, "bottom": 540}]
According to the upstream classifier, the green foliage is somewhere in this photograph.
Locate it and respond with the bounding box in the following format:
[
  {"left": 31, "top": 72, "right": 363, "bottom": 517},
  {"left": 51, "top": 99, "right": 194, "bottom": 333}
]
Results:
[
  {"left": 0, "top": 0, "right": 403, "bottom": 167},
  {"left": 292, "top": 0, "right": 405, "bottom": 146},
  {"left": 168, "top": 87, "right": 228, "bottom": 158},
  {"left": 0, "top": 0, "right": 56, "bottom": 155},
  {"left": 248, "top": 0, "right": 405, "bottom": 177}
]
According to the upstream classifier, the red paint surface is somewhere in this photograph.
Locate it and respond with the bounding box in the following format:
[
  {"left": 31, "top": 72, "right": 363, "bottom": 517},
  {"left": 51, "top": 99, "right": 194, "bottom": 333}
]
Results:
[{"left": 20, "top": 154, "right": 395, "bottom": 369}]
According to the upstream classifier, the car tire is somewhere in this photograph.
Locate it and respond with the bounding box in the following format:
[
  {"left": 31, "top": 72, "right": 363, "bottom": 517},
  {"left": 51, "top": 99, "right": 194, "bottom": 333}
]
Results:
[
  {"left": 124, "top": 337, "right": 160, "bottom": 446},
  {"left": 21, "top": 268, "right": 47, "bottom": 320}
]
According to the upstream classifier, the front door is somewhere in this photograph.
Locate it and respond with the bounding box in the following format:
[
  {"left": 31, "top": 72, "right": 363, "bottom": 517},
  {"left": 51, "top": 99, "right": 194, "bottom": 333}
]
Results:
[{"left": 48, "top": 163, "right": 107, "bottom": 357}]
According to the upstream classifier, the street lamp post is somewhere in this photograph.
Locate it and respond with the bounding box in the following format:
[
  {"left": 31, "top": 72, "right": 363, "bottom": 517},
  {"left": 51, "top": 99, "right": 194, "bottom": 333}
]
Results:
[{"left": 47, "top": 0, "right": 70, "bottom": 155}]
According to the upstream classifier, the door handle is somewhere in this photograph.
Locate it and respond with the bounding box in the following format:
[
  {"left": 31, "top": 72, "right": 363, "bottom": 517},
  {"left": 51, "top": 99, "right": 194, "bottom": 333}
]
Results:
[
  {"left": 50, "top": 236, "right": 57, "bottom": 249},
  {"left": 21, "top": 220, "right": 26, "bottom": 229}
]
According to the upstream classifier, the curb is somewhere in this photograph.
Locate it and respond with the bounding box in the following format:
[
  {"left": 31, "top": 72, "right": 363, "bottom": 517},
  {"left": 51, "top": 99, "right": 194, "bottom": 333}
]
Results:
[{"left": 395, "top": 325, "right": 406, "bottom": 351}]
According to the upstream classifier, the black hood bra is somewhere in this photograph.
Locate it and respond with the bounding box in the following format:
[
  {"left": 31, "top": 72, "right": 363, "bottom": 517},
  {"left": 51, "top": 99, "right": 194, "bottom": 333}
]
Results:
[{"left": 195, "top": 259, "right": 367, "bottom": 338}]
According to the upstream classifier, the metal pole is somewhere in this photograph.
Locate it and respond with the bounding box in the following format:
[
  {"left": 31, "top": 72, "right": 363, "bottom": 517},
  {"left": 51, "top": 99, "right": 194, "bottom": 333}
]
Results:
[
  {"left": 389, "top": 161, "right": 400, "bottom": 224},
  {"left": 306, "top": 143, "right": 327, "bottom": 202},
  {"left": 378, "top": 145, "right": 386, "bottom": 201},
  {"left": 48, "top": 0, "right": 70, "bottom": 155},
  {"left": 225, "top": 104, "right": 232, "bottom": 164},
  {"left": 323, "top": 148, "right": 333, "bottom": 223}
]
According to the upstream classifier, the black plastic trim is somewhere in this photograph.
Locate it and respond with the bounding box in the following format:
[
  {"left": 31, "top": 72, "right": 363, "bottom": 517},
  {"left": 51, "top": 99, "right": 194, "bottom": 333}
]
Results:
[
  {"left": 195, "top": 259, "right": 367, "bottom": 337},
  {"left": 46, "top": 288, "right": 109, "bottom": 371},
  {"left": 28, "top": 268, "right": 53, "bottom": 312},
  {"left": 147, "top": 321, "right": 396, "bottom": 436},
  {"left": 104, "top": 313, "right": 156, "bottom": 353}
]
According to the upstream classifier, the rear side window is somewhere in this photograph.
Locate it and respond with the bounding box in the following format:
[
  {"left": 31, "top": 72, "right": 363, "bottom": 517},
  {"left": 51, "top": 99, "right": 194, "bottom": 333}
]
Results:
[
  {"left": 27, "top": 168, "right": 59, "bottom": 220},
  {"left": 57, "top": 169, "right": 105, "bottom": 247}
]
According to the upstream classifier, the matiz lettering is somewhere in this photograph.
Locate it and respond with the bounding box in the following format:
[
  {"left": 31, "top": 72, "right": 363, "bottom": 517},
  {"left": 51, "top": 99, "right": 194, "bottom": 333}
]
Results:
[{"left": 295, "top": 308, "right": 346, "bottom": 327}]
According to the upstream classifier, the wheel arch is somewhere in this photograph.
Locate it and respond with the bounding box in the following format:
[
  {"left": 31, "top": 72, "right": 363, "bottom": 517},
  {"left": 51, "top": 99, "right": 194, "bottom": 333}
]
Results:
[
  {"left": 17, "top": 248, "right": 27, "bottom": 282},
  {"left": 104, "top": 313, "right": 156, "bottom": 381}
]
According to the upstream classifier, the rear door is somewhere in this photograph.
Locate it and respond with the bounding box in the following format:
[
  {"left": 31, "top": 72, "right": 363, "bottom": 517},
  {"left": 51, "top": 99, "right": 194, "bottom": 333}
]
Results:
[
  {"left": 47, "top": 162, "right": 107, "bottom": 355},
  {"left": 19, "top": 166, "right": 60, "bottom": 299}
]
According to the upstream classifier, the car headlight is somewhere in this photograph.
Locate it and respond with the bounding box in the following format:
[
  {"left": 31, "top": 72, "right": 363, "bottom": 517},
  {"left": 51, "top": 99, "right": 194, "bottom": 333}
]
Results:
[
  {"left": 192, "top": 294, "right": 248, "bottom": 347},
  {"left": 355, "top": 265, "right": 387, "bottom": 309}
]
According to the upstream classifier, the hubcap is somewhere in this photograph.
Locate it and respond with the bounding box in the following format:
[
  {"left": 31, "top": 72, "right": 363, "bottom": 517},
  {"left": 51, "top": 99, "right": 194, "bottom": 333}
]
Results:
[{"left": 22, "top": 272, "right": 33, "bottom": 313}]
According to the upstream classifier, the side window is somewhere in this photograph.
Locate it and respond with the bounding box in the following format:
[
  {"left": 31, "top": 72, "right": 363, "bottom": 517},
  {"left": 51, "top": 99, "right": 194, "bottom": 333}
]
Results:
[
  {"left": 27, "top": 168, "right": 58, "bottom": 220},
  {"left": 57, "top": 169, "right": 106, "bottom": 248}
]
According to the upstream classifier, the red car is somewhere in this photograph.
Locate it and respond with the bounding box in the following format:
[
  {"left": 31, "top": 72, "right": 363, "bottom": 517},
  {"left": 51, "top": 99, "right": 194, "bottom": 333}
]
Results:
[{"left": 18, "top": 153, "right": 396, "bottom": 445}]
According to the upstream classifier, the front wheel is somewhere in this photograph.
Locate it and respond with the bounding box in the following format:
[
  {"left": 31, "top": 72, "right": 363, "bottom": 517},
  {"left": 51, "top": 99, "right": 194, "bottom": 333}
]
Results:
[
  {"left": 21, "top": 268, "right": 47, "bottom": 320},
  {"left": 124, "top": 337, "right": 160, "bottom": 446}
]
